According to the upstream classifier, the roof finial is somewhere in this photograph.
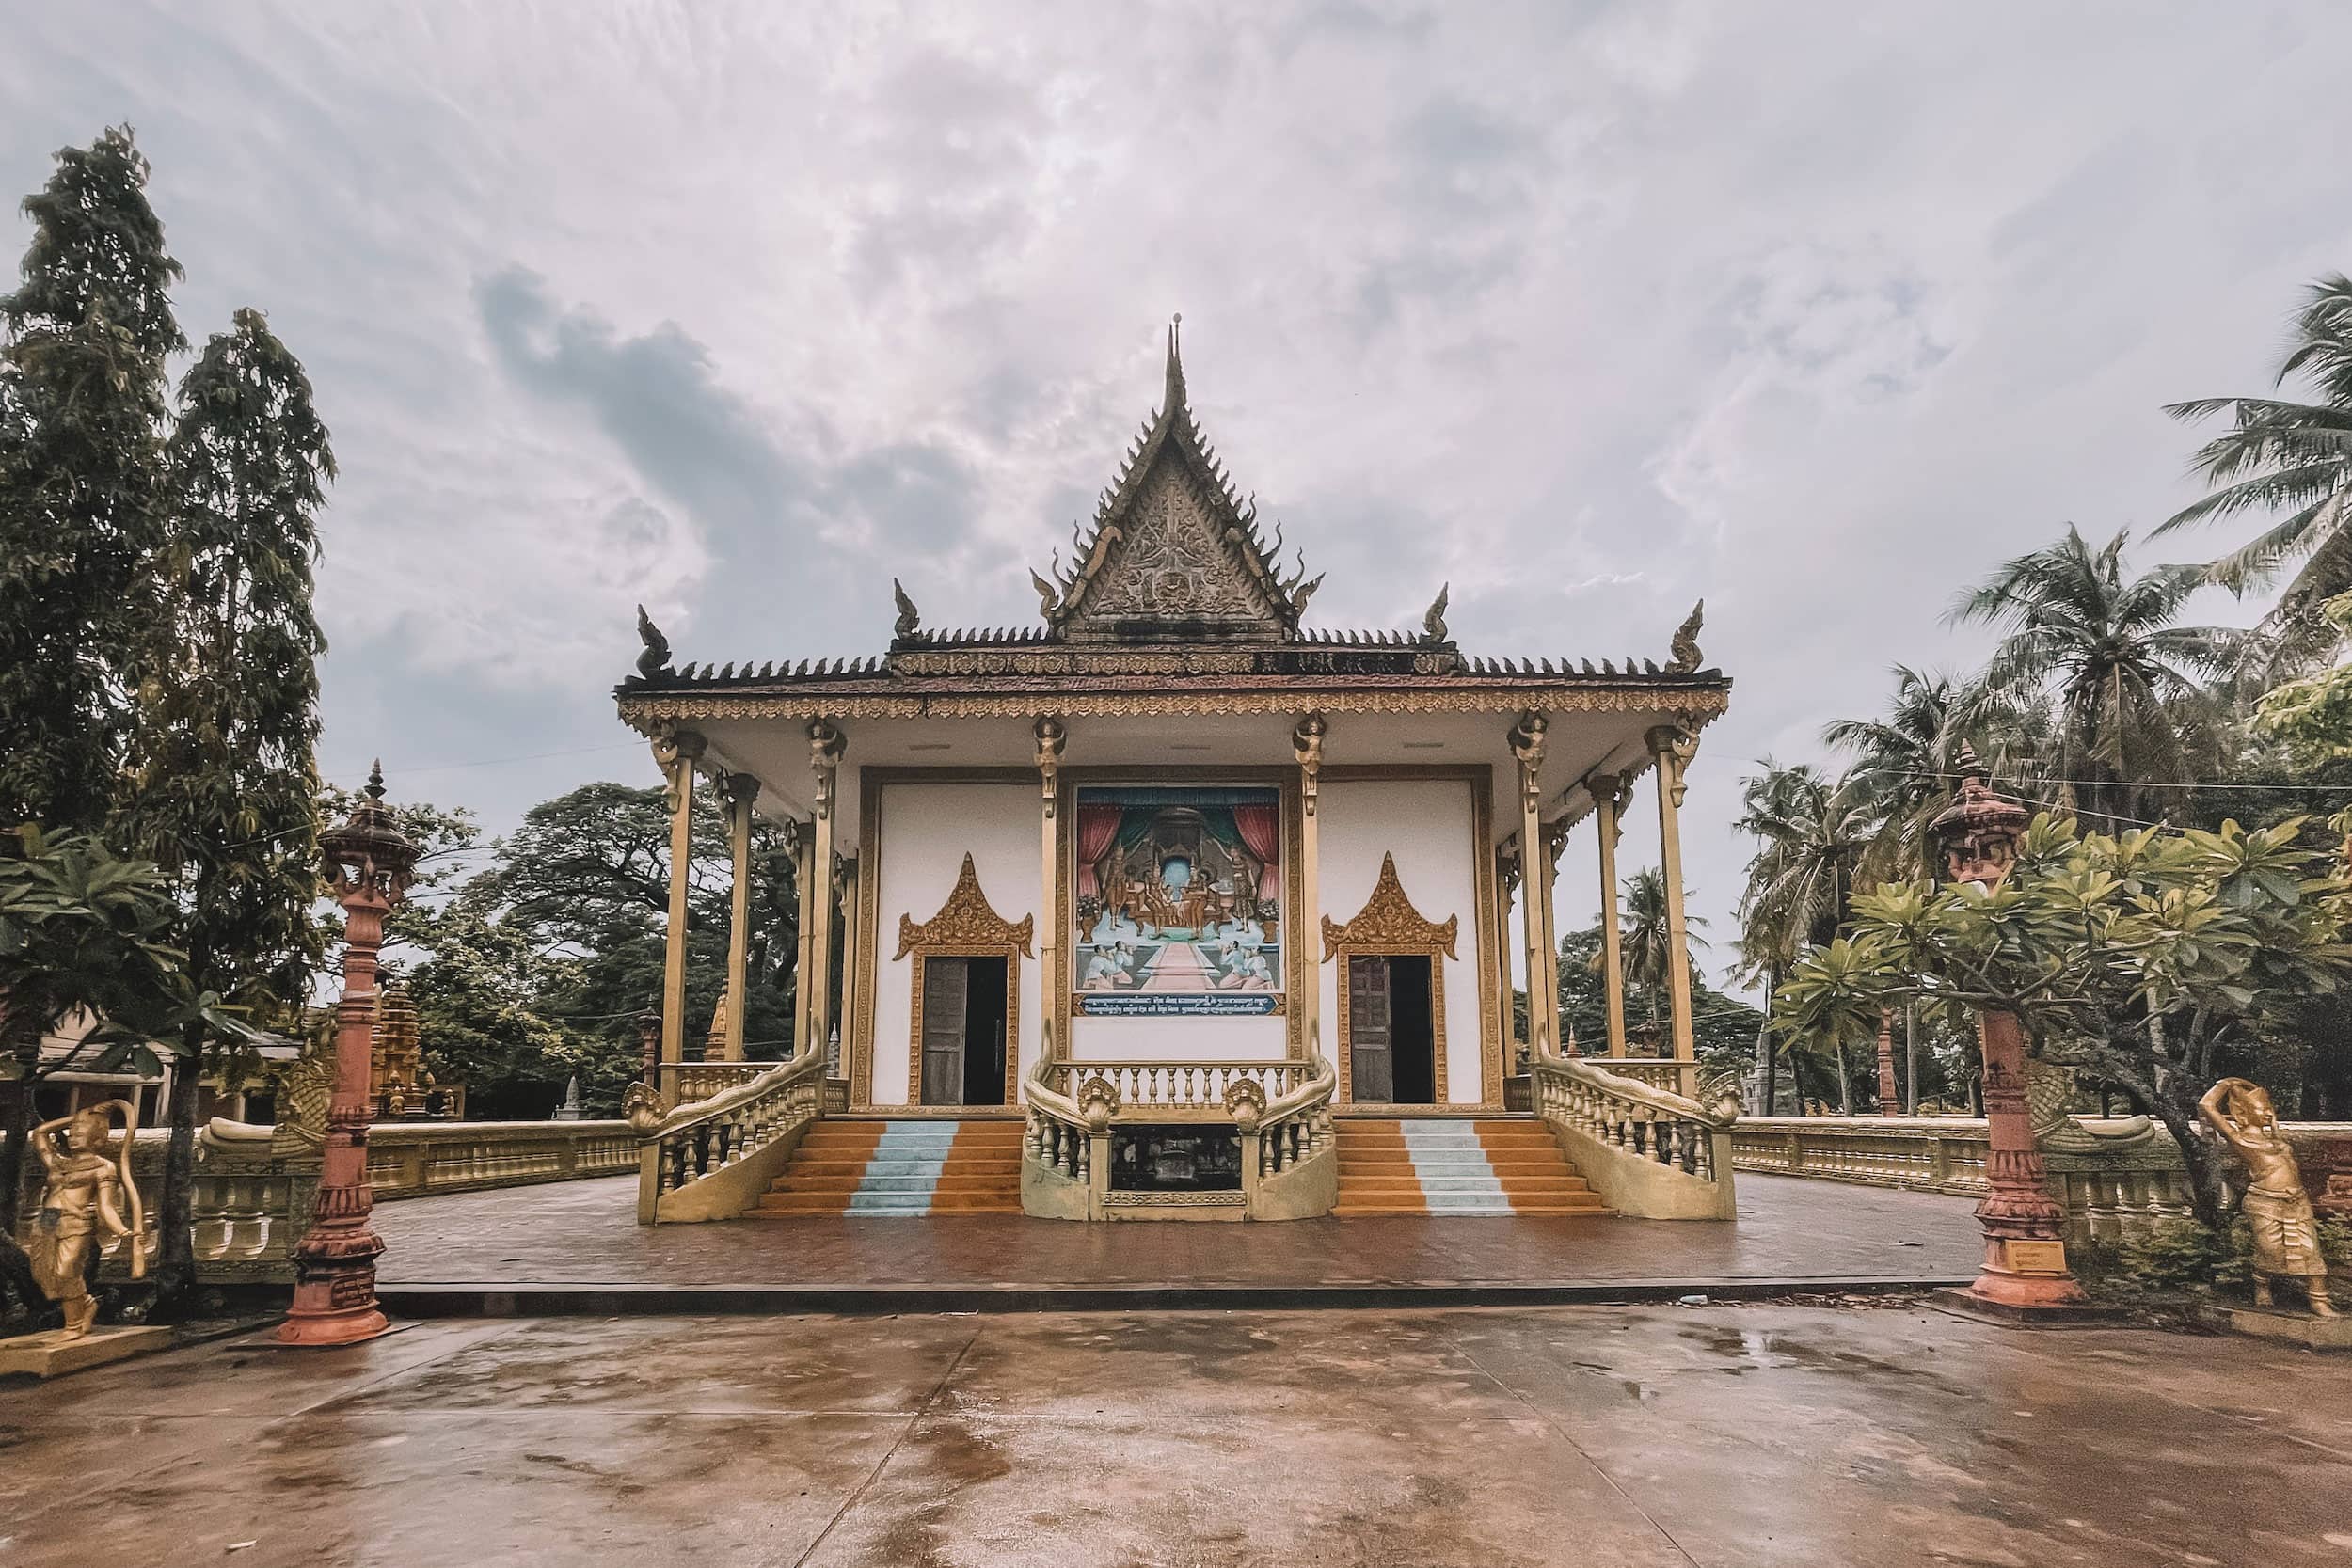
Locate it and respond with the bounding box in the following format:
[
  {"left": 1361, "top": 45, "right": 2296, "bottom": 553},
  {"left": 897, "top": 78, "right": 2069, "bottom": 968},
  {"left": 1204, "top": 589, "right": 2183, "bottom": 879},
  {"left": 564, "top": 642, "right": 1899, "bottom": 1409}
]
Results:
[
  {"left": 1165, "top": 312, "right": 1186, "bottom": 415},
  {"left": 365, "top": 759, "right": 387, "bottom": 801}
]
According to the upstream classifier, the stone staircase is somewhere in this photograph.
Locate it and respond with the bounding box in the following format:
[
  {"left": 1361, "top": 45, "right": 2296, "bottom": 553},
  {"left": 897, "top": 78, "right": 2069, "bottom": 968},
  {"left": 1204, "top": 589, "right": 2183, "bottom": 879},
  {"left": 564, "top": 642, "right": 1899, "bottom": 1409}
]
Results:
[
  {"left": 1334, "top": 1117, "right": 1607, "bottom": 1216},
  {"left": 749, "top": 1117, "right": 1024, "bottom": 1217}
]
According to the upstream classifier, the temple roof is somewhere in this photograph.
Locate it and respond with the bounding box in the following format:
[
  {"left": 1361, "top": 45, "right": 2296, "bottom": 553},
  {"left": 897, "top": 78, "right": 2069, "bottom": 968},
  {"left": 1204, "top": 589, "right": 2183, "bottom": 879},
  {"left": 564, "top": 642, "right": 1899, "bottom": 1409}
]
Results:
[{"left": 617, "top": 322, "right": 1727, "bottom": 717}]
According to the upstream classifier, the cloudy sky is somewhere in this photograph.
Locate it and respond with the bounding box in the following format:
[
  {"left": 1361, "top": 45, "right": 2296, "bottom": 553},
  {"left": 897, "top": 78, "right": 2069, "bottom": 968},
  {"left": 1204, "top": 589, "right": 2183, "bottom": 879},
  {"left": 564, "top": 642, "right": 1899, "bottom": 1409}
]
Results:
[{"left": 9, "top": 3, "right": 2350, "bottom": 987}]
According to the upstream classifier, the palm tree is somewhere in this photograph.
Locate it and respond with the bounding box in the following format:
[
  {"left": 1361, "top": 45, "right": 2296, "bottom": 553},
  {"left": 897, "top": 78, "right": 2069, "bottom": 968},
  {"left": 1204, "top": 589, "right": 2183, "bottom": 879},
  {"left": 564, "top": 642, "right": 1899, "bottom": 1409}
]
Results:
[
  {"left": 1602, "top": 866, "right": 1706, "bottom": 1042},
  {"left": 1822, "top": 666, "right": 1969, "bottom": 884},
  {"left": 2160, "top": 275, "right": 2352, "bottom": 663},
  {"left": 1734, "top": 761, "right": 1878, "bottom": 1112},
  {"left": 1948, "top": 526, "right": 2243, "bottom": 830}
]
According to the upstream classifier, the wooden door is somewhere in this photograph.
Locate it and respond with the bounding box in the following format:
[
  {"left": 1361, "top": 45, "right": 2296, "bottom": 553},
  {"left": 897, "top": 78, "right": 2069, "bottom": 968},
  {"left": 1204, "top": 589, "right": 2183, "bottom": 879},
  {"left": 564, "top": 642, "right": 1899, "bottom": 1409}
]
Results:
[
  {"left": 1348, "top": 955, "right": 1393, "bottom": 1102},
  {"left": 920, "top": 958, "right": 969, "bottom": 1105}
]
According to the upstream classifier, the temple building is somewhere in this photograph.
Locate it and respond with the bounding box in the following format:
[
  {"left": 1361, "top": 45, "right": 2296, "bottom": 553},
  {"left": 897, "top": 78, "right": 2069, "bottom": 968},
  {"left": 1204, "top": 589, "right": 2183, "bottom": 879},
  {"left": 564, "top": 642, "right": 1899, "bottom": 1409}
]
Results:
[{"left": 616, "top": 325, "right": 1738, "bottom": 1224}]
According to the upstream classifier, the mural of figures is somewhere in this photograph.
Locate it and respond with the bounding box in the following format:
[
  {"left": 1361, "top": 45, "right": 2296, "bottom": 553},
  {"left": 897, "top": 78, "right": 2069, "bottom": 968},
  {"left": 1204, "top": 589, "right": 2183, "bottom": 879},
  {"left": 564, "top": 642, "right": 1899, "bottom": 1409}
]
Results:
[{"left": 1073, "top": 786, "right": 1282, "bottom": 1015}]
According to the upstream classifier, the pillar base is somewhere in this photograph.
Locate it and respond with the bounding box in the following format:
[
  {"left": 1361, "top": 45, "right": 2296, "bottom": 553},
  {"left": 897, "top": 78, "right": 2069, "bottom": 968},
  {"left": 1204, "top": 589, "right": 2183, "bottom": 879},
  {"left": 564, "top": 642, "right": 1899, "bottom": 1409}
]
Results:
[
  {"left": 1931, "top": 1286, "right": 2123, "bottom": 1328},
  {"left": 274, "top": 1301, "right": 398, "bottom": 1348}
]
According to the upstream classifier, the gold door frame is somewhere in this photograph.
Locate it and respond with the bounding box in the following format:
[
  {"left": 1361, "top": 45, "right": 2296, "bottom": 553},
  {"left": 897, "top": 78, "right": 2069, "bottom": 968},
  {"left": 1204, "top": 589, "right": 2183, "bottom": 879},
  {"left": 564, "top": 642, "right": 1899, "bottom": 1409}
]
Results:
[
  {"left": 897, "top": 851, "right": 1033, "bottom": 1107},
  {"left": 1323, "top": 852, "right": 1459, "bottom": 1105}
]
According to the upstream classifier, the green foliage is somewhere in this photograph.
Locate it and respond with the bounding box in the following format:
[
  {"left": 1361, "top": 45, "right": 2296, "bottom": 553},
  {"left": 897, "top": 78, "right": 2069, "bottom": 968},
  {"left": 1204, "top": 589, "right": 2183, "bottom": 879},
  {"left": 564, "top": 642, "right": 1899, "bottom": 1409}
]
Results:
[
  {"left": 1773, "top": 812, "right": 2352, "bottom": 1225},
  {"left": 2117, "top": 1218, "right": 2233, "bottom": 1291},
  {"left": 0, "top": 825, "right": 184, "bottom": 1076},
  {"left": 128, "top": 307, "right": 334, "bottom": 1038},
  {"left": 2252, "top": 594, "right": 2352, "bottom": 770},
  {"left": 0, "top": 126, "right": 184, "bottom": 834},
  {"left": 2162, "top": 273, "right": 2352, "bottom": 657}
]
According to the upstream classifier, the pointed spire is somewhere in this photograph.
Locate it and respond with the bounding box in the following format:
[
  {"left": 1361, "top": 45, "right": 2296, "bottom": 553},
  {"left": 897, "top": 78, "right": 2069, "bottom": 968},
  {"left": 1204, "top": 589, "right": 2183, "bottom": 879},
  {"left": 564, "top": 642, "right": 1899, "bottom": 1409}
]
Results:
[
  {"left": 1165, "top": 312, "right": 1186, "bottom": 416},
  {"left": 366, "top": 759, "right": 386, "bottom": 801}
]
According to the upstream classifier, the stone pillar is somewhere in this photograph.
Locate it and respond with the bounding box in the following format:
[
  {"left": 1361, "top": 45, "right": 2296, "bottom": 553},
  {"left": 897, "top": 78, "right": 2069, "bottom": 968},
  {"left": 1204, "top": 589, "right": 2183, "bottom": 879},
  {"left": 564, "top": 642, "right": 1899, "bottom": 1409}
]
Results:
[
  {"left": 805, "top": 720, "right": 845, "bottom": 1064},
  {"left": 1931, "top": 743, "right": 2087, "bottom": 1310},
  {"left": 278, "top": 764, "right": 416, "bottom": 1348},
  {"left": 791, "top": 817, "right": 818, "bottom": 1057},
  {"left": 1645, "top": 724, "right": 1699, "bottom": 1072},
  {"left": 654, "top": 728, "right": 706, "bottom": 1072},
  {"left": 1508, "top": 714, "right": 1553, "bottom": 1055},
  {"left": 834, "top": 855, "right": 860, "bottom": 1077},
  {"left": 723, "top": 772, "right": 758, "bottom": 1064},
  {"left": 1294, "top": 714, "right": 1327, "bottom": 1061},
  {"left": 1036, "top": 716, "right": 1067, "bottom": 1066},
  {"left": 1587, "top": 771, "right": 1629, "bottom": 1057}
]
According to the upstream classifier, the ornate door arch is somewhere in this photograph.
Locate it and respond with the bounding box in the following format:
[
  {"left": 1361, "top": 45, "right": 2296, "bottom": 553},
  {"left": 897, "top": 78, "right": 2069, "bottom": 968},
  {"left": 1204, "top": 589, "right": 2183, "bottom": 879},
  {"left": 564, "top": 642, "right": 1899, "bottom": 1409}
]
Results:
[
  {"left": 896, "top": 853, "right": 1033, "bottom": 1105},
  {"left": 1323, "top": 853, "right": 1457, "bottom": 1104}
]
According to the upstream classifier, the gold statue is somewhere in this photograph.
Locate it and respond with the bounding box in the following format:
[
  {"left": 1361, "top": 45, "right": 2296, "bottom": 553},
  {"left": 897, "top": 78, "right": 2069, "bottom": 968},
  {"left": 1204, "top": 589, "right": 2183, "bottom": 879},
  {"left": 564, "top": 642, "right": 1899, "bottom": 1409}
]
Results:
[
  {"left": 2199, "top": 1077, "right": 2336, "bottom": 1317},
  {"left": 27, "top": 1100, "right": 146, "bottom": 1339}
]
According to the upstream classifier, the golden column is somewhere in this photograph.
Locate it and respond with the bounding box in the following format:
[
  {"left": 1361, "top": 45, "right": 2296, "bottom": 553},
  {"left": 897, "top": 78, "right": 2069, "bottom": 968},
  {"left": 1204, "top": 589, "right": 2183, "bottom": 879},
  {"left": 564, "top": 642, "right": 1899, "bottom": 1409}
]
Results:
[
  {"left": 1539, "top": 816, "right": 1569, "bottom": 1052},
  {"left": 1294, "top": 713, "right": 1327, "bottom": 1060},
  {"left": 805, "top": 719, "right": 845, "bottom": 1063},
  {"left": 790, "top": 818, "right": 818, "bottom": 1057},
  {"left": 652, "top": 726, "right": 707, "bottom": 1075},
  {"left": 1508, "top": 713, "right": 1555, "bottom": 1055},
  {"left": 1646, "top": 724, "right": 1701, "bottom": 1078},
  {"left": 721, "top": 772, "right": 759, "bottom": 1063},
  {"left": 1495, "top": 843, "right": 1522, "bottom": 1053},
  {"left": 1586, "top": 770, "right": 1629, "bottom": 1057},
  {"left": 834, "top": 855, "right": 860, "bottom": 1075},
  {"left": 1035, "top": 716, "right": 1067, "bottom": 1063}
]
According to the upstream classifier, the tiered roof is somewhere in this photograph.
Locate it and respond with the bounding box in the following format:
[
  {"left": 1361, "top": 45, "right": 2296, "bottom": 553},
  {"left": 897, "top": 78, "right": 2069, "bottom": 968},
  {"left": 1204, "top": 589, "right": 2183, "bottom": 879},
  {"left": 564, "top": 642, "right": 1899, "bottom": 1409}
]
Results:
[{"left": 617, "top": 323, "right": 1727, "bottom": 722}]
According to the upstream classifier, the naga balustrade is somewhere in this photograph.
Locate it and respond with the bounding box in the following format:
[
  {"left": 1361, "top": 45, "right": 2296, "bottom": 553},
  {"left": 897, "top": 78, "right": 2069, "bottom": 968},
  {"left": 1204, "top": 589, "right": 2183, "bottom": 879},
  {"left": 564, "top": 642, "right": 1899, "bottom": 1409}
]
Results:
[
  {"left": 1020, "top": 1030, "right": 1339, "bottom": 1220},
  {"left": 1035, "top": 1058, "right": 1313, "bottom": 1116},
  {"left": 1585, "top": 1056, "right": 1695, "bottom": 1098},
  {"left": 630, "top": 1046, "right": 829, "bottom": 1223},
  {"left": 1528, "top": 1048, "right": 1739, "bottom": 1219},
  {"left": 657, "top": 1060, "right": 771, "bottom": 1108}
]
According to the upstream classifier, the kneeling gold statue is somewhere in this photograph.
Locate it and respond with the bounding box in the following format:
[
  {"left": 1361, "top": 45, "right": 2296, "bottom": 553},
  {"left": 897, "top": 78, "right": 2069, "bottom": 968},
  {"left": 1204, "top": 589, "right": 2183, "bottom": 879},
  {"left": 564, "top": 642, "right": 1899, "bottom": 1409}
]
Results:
[
  {"left": 27, "top": 1100, "right": 146, "bottom": 1339},
  {"left": 2199, "top": 1078, "right": 2335, "bottom": 1317}
]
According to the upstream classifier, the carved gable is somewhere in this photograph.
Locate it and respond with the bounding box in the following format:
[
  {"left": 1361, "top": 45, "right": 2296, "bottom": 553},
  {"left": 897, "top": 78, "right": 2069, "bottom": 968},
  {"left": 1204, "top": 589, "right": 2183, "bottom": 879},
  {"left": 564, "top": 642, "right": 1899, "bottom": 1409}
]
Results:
[{"left": 1064, "top": 452, "right": 1280, "bottom": 634}]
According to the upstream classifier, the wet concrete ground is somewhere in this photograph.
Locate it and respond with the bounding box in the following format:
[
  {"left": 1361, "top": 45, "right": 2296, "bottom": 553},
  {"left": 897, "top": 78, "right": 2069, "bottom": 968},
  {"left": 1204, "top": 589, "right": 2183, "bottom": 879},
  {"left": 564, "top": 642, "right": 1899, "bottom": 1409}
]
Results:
[
  {"left": 8, "top": 1303, "right": 2350, "bottom": 1567},
  {"left": 373, "top": 1173, "right": 1983, "bottom": 1291}
]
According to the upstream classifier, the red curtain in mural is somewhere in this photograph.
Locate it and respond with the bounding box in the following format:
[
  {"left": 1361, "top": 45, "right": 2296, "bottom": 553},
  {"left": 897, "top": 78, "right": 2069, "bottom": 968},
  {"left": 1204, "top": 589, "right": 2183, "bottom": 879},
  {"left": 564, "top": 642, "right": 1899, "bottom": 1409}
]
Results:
[
  {"left": 1074, "top": 803, "right": 1124, "bottom": 898},
  {"left": 1230, "top": 802, "right": 1281, "bottom": 902}
]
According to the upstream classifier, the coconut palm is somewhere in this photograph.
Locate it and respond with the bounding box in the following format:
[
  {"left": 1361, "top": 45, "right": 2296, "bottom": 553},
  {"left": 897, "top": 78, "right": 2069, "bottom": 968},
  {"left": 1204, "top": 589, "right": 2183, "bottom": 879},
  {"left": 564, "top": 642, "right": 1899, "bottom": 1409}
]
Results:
[
  {"left": 1601, "top": 866, "right": 1707, "bottom": 1037},
  {"left": 1821, "top": 666, "right": 1972, "bottom": 884},
  {"left": 1947, "top": 526, "right": 2243, "bottom": 830},
  {"left": 2160, "top": 274, "right": 2352, "bottom": 663}
]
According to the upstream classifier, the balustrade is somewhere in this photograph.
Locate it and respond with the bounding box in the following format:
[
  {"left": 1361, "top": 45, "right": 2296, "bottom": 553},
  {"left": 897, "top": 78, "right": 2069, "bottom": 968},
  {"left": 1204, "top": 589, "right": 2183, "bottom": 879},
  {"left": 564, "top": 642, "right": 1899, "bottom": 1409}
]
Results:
[
  {"left": 1532, "top": 1053, "right": 1727, "bottom": 1181},
  {"left": 1039, "top": 1058, "right": 1308, "bottom": 1111},
  {"left": 638, "top": 1048, "right": 828, "bottom": 1210}
]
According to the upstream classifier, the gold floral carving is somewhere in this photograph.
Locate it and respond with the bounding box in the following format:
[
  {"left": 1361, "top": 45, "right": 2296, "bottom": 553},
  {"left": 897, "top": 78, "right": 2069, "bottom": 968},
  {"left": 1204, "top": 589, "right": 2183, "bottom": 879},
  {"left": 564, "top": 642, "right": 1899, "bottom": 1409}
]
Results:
[
  {"left": 894, "top": 853, "right": 1035, "bottom": 960},
  {"left": 1323, "top": 852, "right": 1456, "bottom": 1105},
  {"left": 619, "top": 686, "right": 1731, "bottom": 727},
  {"left": 1322, "top": 853, "right": 1459, "bottom": 958}
]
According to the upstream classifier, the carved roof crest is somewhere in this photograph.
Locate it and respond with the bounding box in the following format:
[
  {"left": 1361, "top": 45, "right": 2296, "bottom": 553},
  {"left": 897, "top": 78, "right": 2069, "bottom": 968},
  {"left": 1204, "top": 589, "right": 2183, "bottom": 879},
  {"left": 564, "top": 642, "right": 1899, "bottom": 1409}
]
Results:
[
  {"left": 1321, "top": 852, "right": 1458, "bottom": 958},
  {"left": 1038, "top": 319, "right": 1319, "bottom": 642},
  {"left": 895, "top": 853, "right": 1036, "bottom": 958}
]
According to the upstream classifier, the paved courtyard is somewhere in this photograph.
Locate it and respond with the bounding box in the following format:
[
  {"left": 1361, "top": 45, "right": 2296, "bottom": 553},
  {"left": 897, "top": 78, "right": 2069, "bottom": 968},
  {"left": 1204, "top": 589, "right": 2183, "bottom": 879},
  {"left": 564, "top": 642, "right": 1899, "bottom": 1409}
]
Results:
[
  {"left": 371, "top": 1174, "right": 1984, "bottom": 1298},
  {"left": 8, "top": 1302, "right": 2352, "bottom": 1567}
]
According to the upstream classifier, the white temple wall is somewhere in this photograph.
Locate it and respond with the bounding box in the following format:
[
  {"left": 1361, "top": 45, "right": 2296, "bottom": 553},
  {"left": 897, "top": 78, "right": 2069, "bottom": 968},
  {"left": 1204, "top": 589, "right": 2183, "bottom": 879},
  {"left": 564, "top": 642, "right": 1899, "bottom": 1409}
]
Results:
[
  {"left": 1316, "top": 779, "right": 1486, "bottom": 1105},
  {"left": 866, "top": 783, "right": 1039, "bottom": 1107}
]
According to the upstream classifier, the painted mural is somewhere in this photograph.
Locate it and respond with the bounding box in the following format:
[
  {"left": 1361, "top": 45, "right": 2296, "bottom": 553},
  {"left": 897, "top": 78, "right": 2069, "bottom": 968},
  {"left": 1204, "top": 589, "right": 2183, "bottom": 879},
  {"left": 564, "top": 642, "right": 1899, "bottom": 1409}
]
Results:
[{"left": 1072, "top": 785, "right": 1282, "bottom": 1016}]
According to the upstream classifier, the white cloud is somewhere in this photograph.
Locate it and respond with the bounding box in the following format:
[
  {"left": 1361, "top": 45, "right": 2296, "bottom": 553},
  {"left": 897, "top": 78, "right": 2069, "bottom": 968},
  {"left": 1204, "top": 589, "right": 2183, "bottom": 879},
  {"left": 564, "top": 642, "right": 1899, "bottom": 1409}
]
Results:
[{"left": 6, "top": 0, "right": 2350, "bottom": 983}]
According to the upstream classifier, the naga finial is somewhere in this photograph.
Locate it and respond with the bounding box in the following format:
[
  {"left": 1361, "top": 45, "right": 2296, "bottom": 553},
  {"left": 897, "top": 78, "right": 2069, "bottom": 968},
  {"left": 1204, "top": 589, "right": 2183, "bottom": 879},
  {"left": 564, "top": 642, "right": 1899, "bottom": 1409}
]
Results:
[
  {"left": 1422, "top": 582, "right": 1451, "bottom": 644},
  {"left": 634, "top": 604, "right": 673, "bottom": 679},
  {"left": 1028, "top": 568, "right": 1060, "bottom": 621},
  {"left": 892, "top": 578, "right": 922, "bottom": 641},
  {"left": 1667, "top": 599, "right": 1705, "bottom": 673}
]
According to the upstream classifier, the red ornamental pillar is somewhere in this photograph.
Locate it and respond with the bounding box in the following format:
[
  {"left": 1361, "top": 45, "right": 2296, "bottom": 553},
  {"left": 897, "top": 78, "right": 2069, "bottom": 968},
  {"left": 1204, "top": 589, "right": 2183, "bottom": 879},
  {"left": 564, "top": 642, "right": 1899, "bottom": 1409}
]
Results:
[
  {"left": 1929, "top": 744, "right": 2087, "bottom": 1310},
  {"left": 1874, "top": 1009, "right": 1899, "bottom": 1117},
  {"left": 277, "top": 763, "right": 419, "bottom": 1347}
]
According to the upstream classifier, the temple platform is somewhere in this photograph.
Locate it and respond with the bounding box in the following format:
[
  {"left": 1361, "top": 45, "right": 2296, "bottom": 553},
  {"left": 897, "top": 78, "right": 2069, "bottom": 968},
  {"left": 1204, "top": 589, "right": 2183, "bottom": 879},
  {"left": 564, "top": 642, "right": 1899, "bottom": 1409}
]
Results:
[{"left": 373, "top": 1173, "right": 1982, "bottom": 1315}]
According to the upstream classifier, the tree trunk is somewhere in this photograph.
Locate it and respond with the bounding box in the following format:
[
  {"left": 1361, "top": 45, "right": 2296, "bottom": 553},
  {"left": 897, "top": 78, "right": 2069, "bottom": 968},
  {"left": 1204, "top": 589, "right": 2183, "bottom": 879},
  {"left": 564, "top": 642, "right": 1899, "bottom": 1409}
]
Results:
[
  {"left": 1836, "top": 1042, "right": 1853, "bottom": 1114},
  {"left": 152, "top": 1021, "right": 205, "bottom": 1317},
  {"left": 0, "top": 1070, "right": 29, "bottom": 1237},
  {"left": 1762, "top": 1037, "right": 1778, "bottom": 1116}
]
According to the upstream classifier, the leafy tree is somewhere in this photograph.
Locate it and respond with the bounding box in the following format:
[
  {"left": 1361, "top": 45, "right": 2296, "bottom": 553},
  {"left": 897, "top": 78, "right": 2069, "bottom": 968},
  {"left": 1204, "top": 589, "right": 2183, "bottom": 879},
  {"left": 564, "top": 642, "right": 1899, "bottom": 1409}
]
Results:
[
  {"left": 0, "top": 829, "right": 182, "bottom": 1322},
  {"left": 125, "top": 308, "right": 334, "bottom": 1309},
  {"left": 1949, "top": 526, "right": 2242, "bottom": 830},
  {"left": 2252, "top": 592, "right": 2352, "bottom": 773},
  {"left": 395, "top": 906, "right": 593, "bottom": 1119},
  {"left": 0, "top": 126, "right": 184, "bottom": 834},
  {"left": 452, "top": 783, "right": 801, "bottom": 1105},
  {"left": 2162, "top": 274, "right": 2352, "bottom": 662},
  {"left": 1772, "top": 814, "right": 2352, "bottom": 1230}
]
